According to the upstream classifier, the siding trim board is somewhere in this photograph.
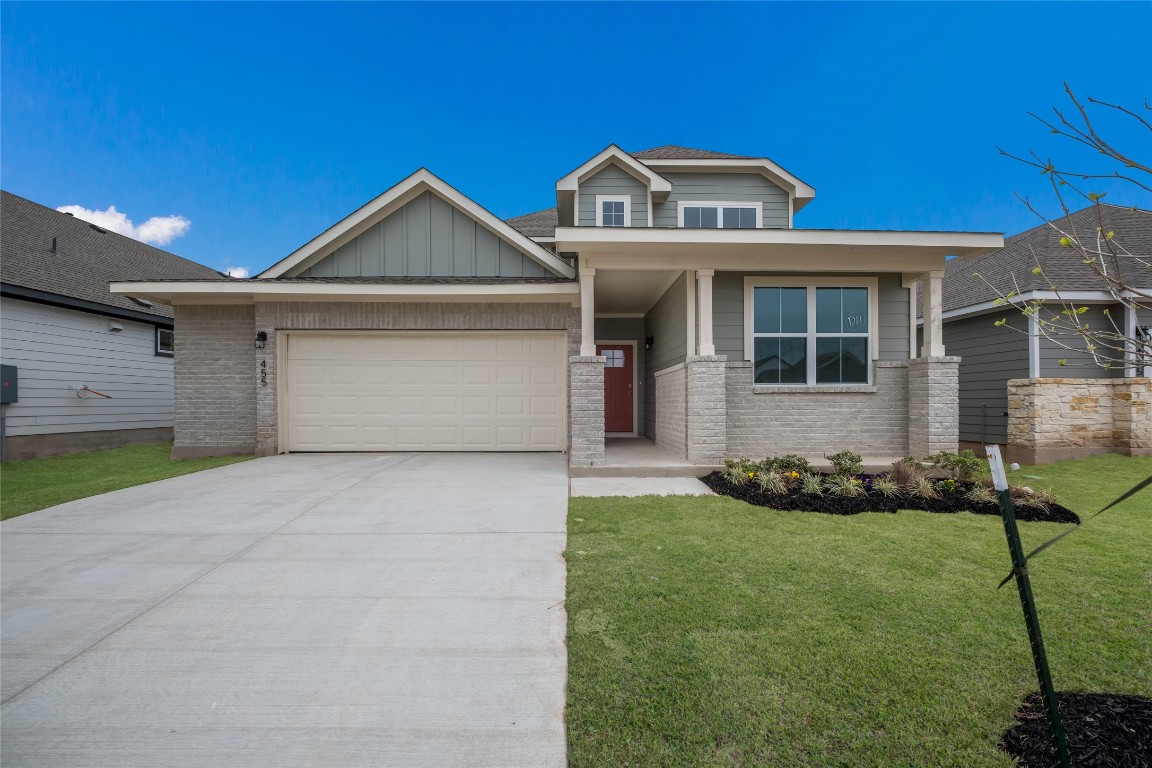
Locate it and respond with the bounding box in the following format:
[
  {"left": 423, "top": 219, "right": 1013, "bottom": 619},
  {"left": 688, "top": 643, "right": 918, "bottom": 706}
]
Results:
[{"left": 1, "top": 283, "right": 173, "bottom": 327}]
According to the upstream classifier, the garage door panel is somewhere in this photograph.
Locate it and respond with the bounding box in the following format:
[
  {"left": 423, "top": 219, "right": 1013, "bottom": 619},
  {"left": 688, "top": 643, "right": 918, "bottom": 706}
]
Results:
[{"left": 286, "top": 332, "right": 566, "bottom": 452}]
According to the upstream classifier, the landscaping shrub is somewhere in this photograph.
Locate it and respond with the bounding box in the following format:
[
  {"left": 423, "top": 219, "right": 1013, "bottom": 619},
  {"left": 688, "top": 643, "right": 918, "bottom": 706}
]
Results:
[
  {"left": 759, "top": 454, "right": 814, "bottom": 475},
  {"left": 826, "top": 450, "right": 863, "bottom": 477},
  {"left": 929, "top": 449, "right": 984, "bottom": 482}
]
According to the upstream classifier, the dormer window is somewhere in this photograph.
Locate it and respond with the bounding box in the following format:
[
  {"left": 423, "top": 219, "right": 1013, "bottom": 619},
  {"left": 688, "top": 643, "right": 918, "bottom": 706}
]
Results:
[
  {"left": 596, "top": 195, "right": 630, "bottom": 227},
  {"left": 678, "top": 202, "right": 761, "bottom": 228}
]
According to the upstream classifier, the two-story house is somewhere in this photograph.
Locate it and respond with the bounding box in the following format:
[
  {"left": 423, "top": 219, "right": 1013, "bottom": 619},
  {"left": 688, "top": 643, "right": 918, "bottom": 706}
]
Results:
[{"left": 112, "top": 145, "right": 1004, "bottom": 468}]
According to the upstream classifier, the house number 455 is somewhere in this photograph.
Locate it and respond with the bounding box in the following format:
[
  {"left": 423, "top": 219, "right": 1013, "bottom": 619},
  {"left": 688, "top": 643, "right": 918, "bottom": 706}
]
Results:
[{"left": 260, "top": 360, "right": 267, "bottom": 387}]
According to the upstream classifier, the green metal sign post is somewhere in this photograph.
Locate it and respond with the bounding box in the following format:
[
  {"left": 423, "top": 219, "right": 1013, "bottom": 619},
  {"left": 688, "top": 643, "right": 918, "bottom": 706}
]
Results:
[{"left": 985, "top": 444, "right": 1070, "bottom": 768}]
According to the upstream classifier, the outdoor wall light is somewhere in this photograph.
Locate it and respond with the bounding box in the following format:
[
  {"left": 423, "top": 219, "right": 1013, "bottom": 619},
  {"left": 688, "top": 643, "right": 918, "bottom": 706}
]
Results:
[
  {"left": 254, "top": 331, "right": 268, "bottom": 349},
  {"left": 644, "top": 336, "right": 654, "bottom": 351}
]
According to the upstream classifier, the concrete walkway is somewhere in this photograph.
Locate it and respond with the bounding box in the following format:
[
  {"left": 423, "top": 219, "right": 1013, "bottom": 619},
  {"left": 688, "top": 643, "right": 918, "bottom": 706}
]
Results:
[{"left": 1, "top": 453, "right": 568, "bottom": 768}]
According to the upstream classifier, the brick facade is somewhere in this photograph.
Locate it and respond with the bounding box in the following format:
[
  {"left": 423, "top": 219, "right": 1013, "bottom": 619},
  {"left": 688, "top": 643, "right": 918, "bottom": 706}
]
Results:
[
  {"left": 726, "top": 361, "right": 911, "bottom": 458},
  {"left": 171, "top": 305, "right": 258, "bottom": 459},
  {"left": 685, "top": 356, "right": 727, "bottom": 464},
  {"left": 907, "top": 357, "right": 960, "bottom": 457},
  {"left": 654, "top": 363, "right": 687, "bottom": 458},
  {"left": 1007, "top": 377, "right": 1152, "bottom": 464}
]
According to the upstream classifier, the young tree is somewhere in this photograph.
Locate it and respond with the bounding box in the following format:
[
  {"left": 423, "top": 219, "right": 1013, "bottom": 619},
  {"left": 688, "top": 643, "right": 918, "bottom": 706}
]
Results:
[{"left": 987, "top": 84, "right": 1151, "bottom": 372}]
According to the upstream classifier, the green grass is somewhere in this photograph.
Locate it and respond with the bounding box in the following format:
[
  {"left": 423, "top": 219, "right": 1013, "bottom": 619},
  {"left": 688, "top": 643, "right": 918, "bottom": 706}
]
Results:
[
  {"left": 0, "top": 443, "right": 253, "bottom": 520},
  {"left": 566, "top": 454, "right": 1152, "bottom": 767}
]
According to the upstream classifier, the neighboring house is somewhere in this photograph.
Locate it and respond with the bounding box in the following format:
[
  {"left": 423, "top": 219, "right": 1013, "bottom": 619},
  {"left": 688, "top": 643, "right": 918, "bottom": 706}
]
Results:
[
  {"left": 938, "top": 204, "right": 1152, "bottom": 462},
  {"left": 111, "top": 145, "right": 1003, "bottom": 466},
  {"left": 0, "top": 190, "right": 224, "bottom": 460}
]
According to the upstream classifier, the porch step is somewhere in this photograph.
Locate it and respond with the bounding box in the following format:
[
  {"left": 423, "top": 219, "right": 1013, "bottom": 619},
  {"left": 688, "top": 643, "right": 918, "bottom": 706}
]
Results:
[{"left": 569, "top": 463, "right": 720, "bottom": 479}]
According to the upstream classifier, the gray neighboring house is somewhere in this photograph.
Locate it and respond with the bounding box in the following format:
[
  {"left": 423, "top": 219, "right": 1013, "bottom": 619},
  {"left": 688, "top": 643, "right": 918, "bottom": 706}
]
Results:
[
  {"left": 939, "top": 203, "right": 1152, "bottom": 460},
  {"left": 113, "top": 145, "right": 1004, "bottom": 467},
  {"left": 0, "top": 190, "right": 225, "bottom": 460}
]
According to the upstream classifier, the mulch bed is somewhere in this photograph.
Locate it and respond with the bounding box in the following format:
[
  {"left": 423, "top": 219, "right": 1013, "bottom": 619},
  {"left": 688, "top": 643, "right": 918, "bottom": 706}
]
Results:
[
  {"left": 1000, "top": 692, "right": 1152, "bottom": 767},
  {"left": 700, "top": 472, "right": 1081, "bottom": 524}
]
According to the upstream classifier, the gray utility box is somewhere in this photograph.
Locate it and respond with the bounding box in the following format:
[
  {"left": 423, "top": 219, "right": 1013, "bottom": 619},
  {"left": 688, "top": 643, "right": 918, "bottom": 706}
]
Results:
[{"left": 1, "top": 365, "right": 17, "bottom": 404}]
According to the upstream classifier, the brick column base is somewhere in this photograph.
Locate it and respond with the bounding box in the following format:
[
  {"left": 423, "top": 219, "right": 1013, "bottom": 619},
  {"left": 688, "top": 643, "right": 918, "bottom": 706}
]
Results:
[
  {"left": 569, "top": 355, "right": 605, "bottom": 467},
  {"left": 908, "top": 356, "right": 959, "bottom": 457},
  {"left": 686, "top": 355, "right": 727, "bottom": 465}
]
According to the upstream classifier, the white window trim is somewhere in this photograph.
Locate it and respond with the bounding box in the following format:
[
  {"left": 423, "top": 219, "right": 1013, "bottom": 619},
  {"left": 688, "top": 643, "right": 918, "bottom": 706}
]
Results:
[
  {"left": 595, "top": 195, "right": 631, "bottom": 227},
  {"left": 743, "top": 276, "right": 879, "bottom": 386},
  {"left": 677, "top": 200, "right": 763, "bottom": 228},
  {"left": 155, "top": 326, "right": 174, "bottom": 356}
]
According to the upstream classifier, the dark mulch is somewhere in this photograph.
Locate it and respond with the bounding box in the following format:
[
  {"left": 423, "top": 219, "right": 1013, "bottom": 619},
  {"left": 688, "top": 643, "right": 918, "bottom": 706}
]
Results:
[
  {"left": 700, "top": 472, "right": 1081, "bottom": 524},
  {"left": 1000, "top": 692, "right": 1152, "bottom": 767}
]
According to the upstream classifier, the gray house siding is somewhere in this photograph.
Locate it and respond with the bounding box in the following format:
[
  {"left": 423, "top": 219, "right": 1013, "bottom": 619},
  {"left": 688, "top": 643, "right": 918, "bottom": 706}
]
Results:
[
  {"left": 652, "top": 173, "right": 790, "bottom": 229},
  {"left": 643, "top": 273, "right": 688, "bottom": 437},
  {"left": 595, "top": 317, "right": 647, "bottom": 433},
  {"left": 943, "top": 313, "right": 1029, "bottom": 445},
  {"left": 577, "top": 165, "right": 649, "bottom": 227},
  {"left": 301, "top": 191, "right": 548, "bottom": 278},
  {"left": 1037, "top": 303, "right": 1126, "bottom": 378},
  {"left": 0, "top": 298, "right": 174, "bottom": 439},
  {"left": 712, "top": 272, "right": 910, "bottom": 362}
]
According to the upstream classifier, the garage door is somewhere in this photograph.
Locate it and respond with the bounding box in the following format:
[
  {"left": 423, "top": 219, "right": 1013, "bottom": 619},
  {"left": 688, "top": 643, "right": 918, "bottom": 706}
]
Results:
[{"left": 284, "top": 332, "right": 566, "bottom": 451}]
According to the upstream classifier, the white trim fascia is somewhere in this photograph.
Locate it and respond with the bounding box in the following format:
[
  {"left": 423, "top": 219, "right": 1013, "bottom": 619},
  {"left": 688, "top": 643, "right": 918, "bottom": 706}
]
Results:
[
  {"left": 939, "top": 290, "right": 1125, "bottom": 322},
  {"left": 676, "top": 200, "right": 763, "bottom": 228},
  {"left": 1029, "top": 312, "right": 1041, "bottom": 379},
  {"left": 556, "top": 145, "right": 673, "bottom": 197},
  {"left": 686, "top": 270, "right": 696, "bottom": 356},
  {"left": 1124, "top": 303, "right": 1138, "bottom": 377},
  {"left": 258, "top": 168, "right": 574, "bottom": 280},
  {"left": 112, "top": 280, "right": 580, "bottom": 304},
  {"left": 596, "top": 339, "right": 639, "bottom": 437},
  {"left": 595, "top": 312, "right": 645, "bottom": 318},
  {"left": 595, "top": 195, "right": 631, "bottom": 227},
  {"left": 557, "top": 226, "right": 1003, "bottom": 254},
  {"left": 637, "top": 158, "right": 817, "bottom": 211},
  {"left": 744, "top": 276, "right": 880, "bottom": 374}
]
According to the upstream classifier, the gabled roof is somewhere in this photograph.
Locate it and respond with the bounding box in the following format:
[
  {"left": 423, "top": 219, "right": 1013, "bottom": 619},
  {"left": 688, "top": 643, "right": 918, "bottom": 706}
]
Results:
[
  {"left": 943, "top": 204, "right": 1152, "bottom": 312},
  {"left": 259, "top": 169, "right": 574, "bottom": 279},
  {"left": 631, "top": 145, "right": 757, "bottom": 160},
  {"left": 556, "top": 145, "right": 673, "bottom": 196},
  {"left": 506, "top": 207, "right": 558, "bottom": 238},
  {"left": 0, "top": 190, "right": 223, "bottom": 320}
]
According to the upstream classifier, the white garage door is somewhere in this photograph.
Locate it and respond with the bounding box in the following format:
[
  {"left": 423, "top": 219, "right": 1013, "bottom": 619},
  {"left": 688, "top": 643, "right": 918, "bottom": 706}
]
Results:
[{"left": 284, "top": 332, "right": 566, "bottom": 451}]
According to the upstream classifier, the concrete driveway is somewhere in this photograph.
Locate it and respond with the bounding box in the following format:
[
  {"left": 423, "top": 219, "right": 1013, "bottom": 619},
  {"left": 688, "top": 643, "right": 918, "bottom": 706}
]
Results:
[{"left": 1, "top": 453, "right": 569, "bottom": 767}]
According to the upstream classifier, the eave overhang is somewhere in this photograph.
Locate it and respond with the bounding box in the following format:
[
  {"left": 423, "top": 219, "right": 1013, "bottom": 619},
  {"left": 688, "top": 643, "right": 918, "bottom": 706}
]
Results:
[
  {"left": 555, "top": 145, "right": 673, "bottom": 227},
  {"left": 110, "top": 280, "right": 580, "bottom": 306},
  {"left": 638, "top": 158, "right": 818, "bottom": 212}
]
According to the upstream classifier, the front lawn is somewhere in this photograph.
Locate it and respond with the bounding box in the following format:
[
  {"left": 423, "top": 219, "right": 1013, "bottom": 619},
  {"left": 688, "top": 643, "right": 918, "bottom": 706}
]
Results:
[
  {"left": 566, "top": 455, "right": 1152, "bottom": 767},
  {"left": 0, "top": 443, "right": 253, "bottom": 520}
]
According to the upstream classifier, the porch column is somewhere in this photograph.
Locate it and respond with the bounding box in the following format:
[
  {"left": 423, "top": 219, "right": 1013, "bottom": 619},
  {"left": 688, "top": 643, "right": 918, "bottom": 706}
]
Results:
[
  {"left": 580, "top": 266, "right": 596, "bottom": 356},
  {"left": 920, "top": 270, "right": 945, "bottom": 357},
  {"left": 697, "top": 269, "right": 715, "bottom": 356}
]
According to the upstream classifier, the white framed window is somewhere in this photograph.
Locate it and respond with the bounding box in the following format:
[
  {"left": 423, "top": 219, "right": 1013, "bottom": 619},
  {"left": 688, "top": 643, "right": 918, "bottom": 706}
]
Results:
[
  {"left": 155, "top": 327, "right": 174, "bottom": 356},
  {"left": 744, "top": 277, "right": 878, "bottom": 385},
  {"left": 677, "top": 201, "right": 761, "bottom": 229},
  {"left": 596, "top": 195, "right": 630, "bottom": 227}
]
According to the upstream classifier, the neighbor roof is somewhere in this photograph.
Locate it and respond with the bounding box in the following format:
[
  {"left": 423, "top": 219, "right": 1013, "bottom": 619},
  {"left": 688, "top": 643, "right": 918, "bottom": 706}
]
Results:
[
  {"left": 505, "top": 207, "right": 558, "bottom": 238},
  {"left": 943, "top": 204, "right": 1152, "bottom": 312},
  {"left": 631, "top": 145, "right": 757, "bottom": 160}
]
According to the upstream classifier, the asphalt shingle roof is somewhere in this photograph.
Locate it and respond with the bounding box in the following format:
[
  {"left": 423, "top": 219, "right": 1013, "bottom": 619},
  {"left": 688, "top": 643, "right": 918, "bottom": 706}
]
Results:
[
  {"left": 505, "top": 207, "right": 558, "bottom": 238},
  {"left": 630, "top": 145, "right": 757, "bottom": 160},
  {"left": 1, "top": 190, "right": 224, "bottom": 319},
  {"left": 944, "top": 204, "right": 1152, "bottom": 312}
]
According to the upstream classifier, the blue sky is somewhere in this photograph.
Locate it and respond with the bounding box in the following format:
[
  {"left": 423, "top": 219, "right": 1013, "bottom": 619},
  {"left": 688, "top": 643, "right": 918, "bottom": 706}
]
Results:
[{"left": 3, "top": 1, "right": 1150, "bottom": 276}]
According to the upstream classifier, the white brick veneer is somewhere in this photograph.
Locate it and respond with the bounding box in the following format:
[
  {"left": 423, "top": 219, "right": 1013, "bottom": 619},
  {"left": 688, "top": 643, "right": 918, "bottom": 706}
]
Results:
[
  {"left": 569, "top": 356, "right": 605, "bottom": 466},
  {"left": 654, "top": 364, "right": 687, "bottom": 458},
  {"left": 907, "top": 356, "right": 960, "bottom": 457}
]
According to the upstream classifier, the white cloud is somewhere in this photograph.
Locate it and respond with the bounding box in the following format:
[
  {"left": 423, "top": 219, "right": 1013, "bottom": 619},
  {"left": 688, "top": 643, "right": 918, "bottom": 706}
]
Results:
[
  {"left": 56, "top": 204, "right": 191, "bottom": 246},
  {"left": 225, "top": 266, "right": 250, "bottom": 278}
]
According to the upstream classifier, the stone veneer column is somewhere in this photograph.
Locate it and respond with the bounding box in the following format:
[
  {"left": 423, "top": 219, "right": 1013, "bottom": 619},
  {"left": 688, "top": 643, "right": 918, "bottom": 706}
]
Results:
[
  {"left": 685, "top": 355, "right": 727, "bottom": 465},
  {"left": 907, "top": 356, "right": 960, "bottom": 457},
  {"left": 569, "top": 355, "right": 605, "bottom": 467}
]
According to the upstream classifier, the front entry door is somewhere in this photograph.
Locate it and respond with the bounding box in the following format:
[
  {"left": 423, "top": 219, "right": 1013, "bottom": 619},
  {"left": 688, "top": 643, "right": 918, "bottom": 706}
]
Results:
[{"left": 597, "top": 343, "right": 634, "bottom": 434}]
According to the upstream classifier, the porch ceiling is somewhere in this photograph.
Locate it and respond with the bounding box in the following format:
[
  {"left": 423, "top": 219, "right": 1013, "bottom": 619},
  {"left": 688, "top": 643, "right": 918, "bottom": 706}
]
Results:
[{"left": 593, "top": 269, "right": 679, "bottom": 315}]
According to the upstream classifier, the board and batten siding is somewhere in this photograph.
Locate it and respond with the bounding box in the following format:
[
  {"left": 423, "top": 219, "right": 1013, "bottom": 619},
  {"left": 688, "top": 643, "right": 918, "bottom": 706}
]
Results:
[
  {"left": 1038, "top": 303, "right": 1126, "bottom": 378},
  {"left": 0, "top": 298, "right": 173, "bottom": 436},
  {"left": 652, "top": 173, "right": 790, "bottom": 229},
  {"left": 577, "top": 164, "right": 649, "bottom": 227},
  {"left": 711, "top": 272, "right": 910, "bottom": 362},
  {"left": 301, "top": 191, "right": 549, "bottom": 279},
  {"left": 943, "top": 313, "right": 1029, "bottom": 445},
  {"left": 642, "top": 272, "right": 688, "bottom": 438}
]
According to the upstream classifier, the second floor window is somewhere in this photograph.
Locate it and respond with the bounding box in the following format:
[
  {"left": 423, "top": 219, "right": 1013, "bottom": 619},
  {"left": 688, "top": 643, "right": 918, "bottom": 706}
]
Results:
[
  {"left": 679, "top": 202, "right": 760, "bottom": 228},
  {"left": 596, "top": 195, "right": 630, "bottom": 227}
]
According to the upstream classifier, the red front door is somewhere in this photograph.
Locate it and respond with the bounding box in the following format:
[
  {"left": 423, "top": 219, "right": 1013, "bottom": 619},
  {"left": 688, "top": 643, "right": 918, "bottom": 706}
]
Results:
[{"left": 597, "top": 344, "right": 634, "bottom": 433}]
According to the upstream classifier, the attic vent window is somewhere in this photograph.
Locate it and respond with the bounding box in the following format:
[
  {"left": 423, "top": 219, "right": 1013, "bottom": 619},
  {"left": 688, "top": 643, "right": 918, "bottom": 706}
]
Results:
[{"left": 129, "top": 297, "right": 154, "bottom": 308}]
